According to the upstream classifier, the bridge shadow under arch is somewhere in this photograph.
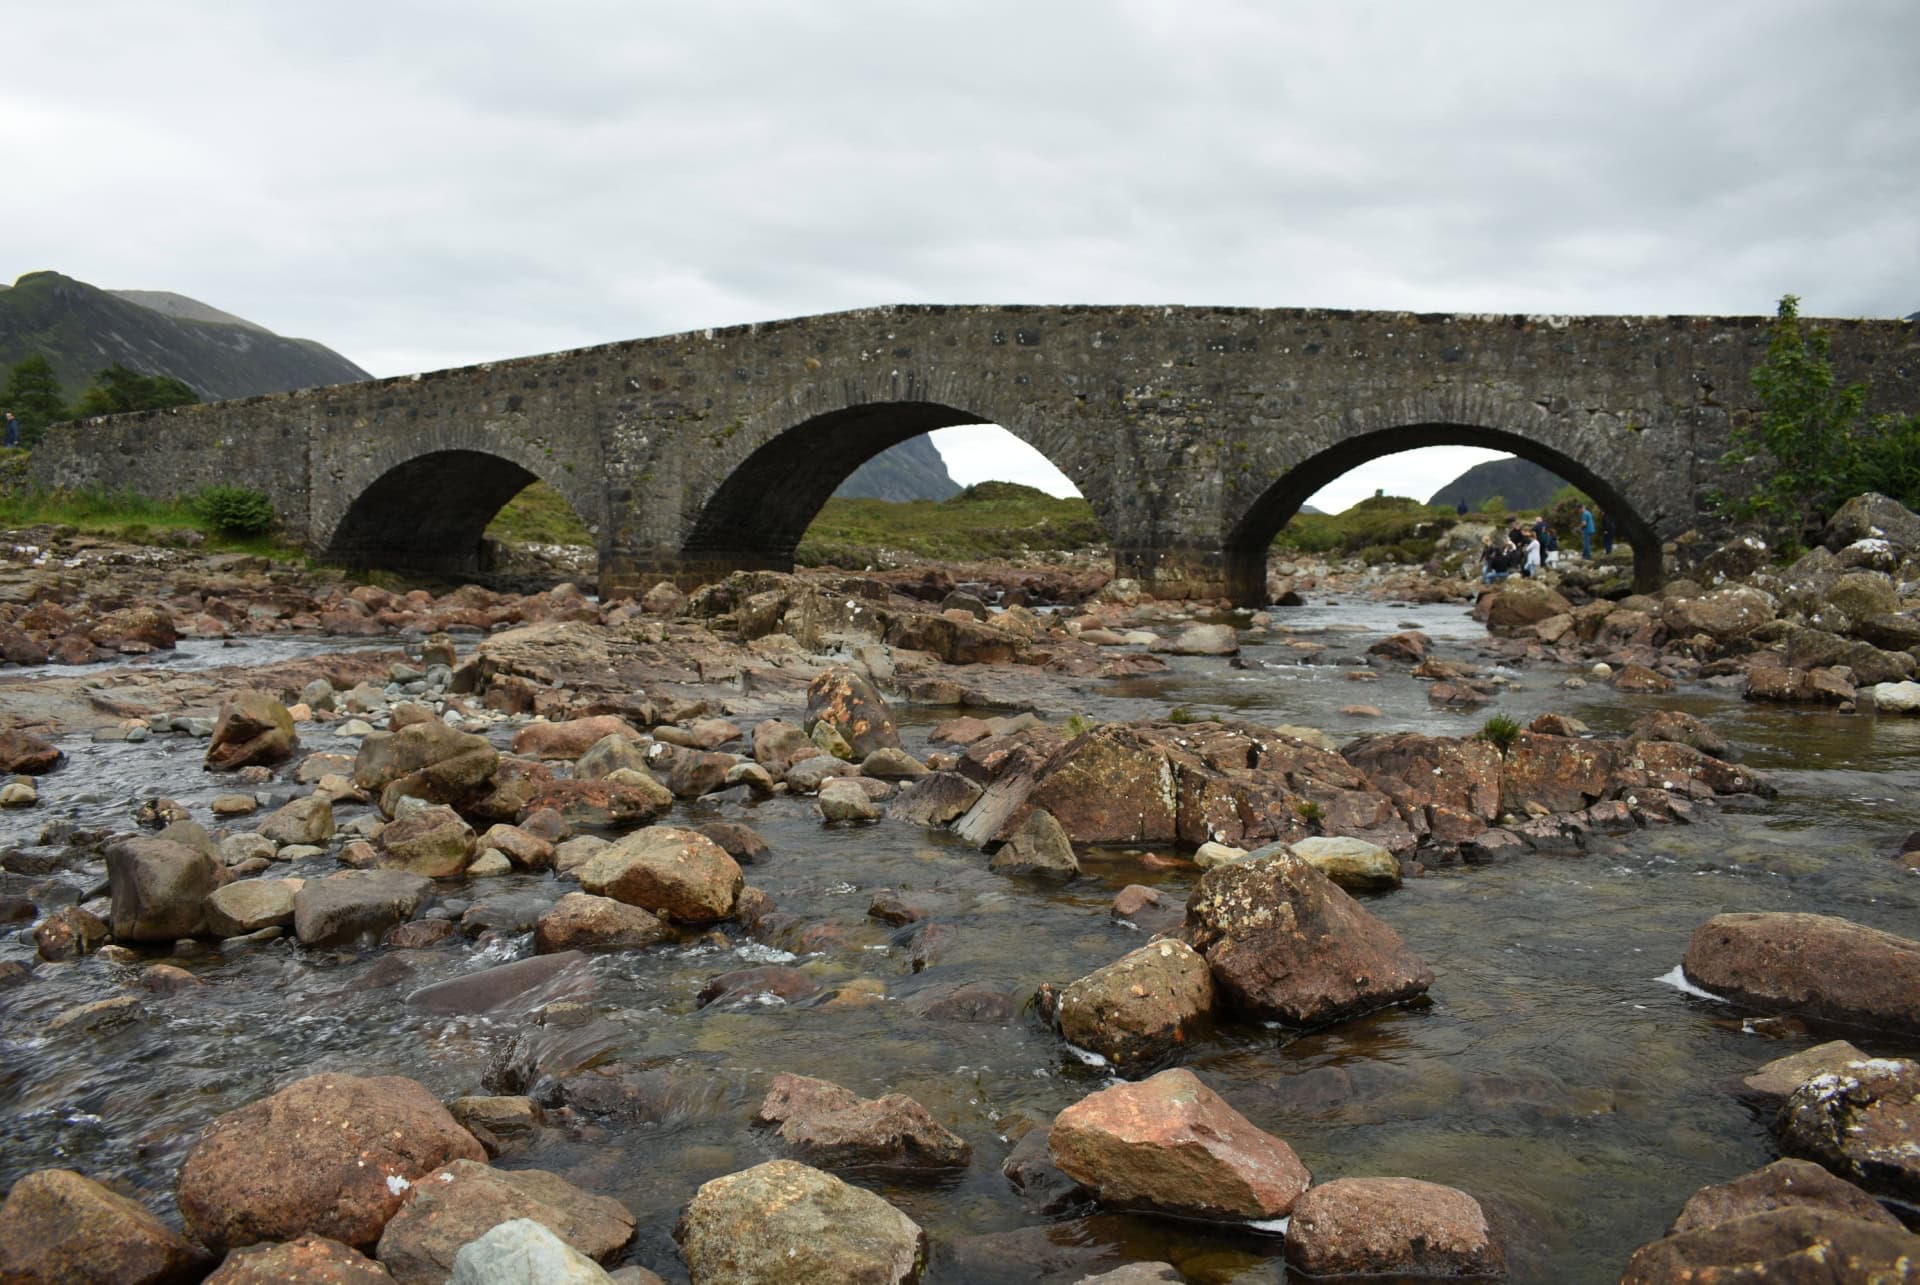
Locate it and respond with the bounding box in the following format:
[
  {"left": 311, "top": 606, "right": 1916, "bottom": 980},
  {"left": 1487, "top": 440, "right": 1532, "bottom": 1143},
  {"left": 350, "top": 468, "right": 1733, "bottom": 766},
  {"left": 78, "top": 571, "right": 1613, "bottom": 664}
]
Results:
[
  {"left": 1223, "top": 424, "right": 1664, "bottom": 605},
  {"left": 678, "top": 401, "right": 1099, "bottom": 578},
  {"left": 326, "top": 449, "right": 596, "bottom": 580}
]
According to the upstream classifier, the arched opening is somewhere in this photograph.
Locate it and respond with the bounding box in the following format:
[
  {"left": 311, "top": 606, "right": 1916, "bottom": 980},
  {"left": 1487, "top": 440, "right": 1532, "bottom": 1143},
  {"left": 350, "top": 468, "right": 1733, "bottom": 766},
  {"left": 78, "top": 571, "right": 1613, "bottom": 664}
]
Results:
[
  {"left": 681, "top": 402, "right": 1098, "bottom": 578},
  {"left": 327, "top": 449, "right": 596, "bottom": 584},
  {"left": 1224, "top": 425, "right": 1662, "bottom": 605}
]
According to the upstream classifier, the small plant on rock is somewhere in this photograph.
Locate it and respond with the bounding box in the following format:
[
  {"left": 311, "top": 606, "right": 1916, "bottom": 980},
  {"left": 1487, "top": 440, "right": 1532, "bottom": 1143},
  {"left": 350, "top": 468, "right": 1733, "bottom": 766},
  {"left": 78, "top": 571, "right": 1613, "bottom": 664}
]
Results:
[
  {"left": 1292, "top": 798, "right": 1325, "bottom": 828},
  {"left": 191, "top": 485, "right": 275, "bottom": 536},
  {"left": 1477, "top": 714, "right": 1522, "bottom": 753}
]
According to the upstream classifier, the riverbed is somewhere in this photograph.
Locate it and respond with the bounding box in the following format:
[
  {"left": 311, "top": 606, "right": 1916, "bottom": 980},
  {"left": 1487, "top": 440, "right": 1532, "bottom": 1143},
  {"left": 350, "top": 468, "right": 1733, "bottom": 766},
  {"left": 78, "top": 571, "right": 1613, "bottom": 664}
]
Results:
[{"left": 2, "top": 594, "right": 1917, "bottom": 1281}]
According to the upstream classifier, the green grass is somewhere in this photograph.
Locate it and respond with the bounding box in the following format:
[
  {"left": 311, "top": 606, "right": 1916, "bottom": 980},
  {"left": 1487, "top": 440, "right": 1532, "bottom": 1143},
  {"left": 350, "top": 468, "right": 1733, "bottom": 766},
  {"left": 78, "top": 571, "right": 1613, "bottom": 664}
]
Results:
[
  {"left": 1274, "top": 494, "right": 1460, "bottom": 563},
  {"left": 0, "top": 483, "right": 292, "bottom": 557},
  {"left": 486, "top": 481, "right": 594, "bottom": 545},
  {"left": 797, "top": 481, "right": 1106, "bottom": 567}
]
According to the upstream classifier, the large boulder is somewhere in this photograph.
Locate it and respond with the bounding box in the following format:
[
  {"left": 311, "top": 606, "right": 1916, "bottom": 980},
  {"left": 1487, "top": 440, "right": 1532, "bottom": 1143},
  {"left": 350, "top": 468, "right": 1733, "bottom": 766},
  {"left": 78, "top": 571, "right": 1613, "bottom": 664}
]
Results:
[
  {"left": 1048, "top": 1068, "right": 1310, "bottom": 1221},
  {"left": 1343, "top": 733, "right": 1502, "bottom": 823},
  {"left": 106, "top": 835, "right": 223, "bottom": 942},
  {"left": 988, "top": 807, "right": 1079, "bottom": 879},
  {"left": 1826, "top": 570, "right": 1901, "bottom": 628},
  {"left": 375, "top": 805, "right": 476, "bottom": 879},
  {"left": 1620, "top": 1208, "right": 1920, "bottom": 1284},
  {"left": 204, "top": 1234, "right": 394, "bottom": 1283},
  {"left": 1668, "top": 1158, "right": 1905, "bottom": 1235},
  {"left": 1682, "top": 912, "right": 1920, "bottom": 1036},
  {"left": 1777, "top": 1057, "right": 1920, "bottom": 1202},
  {"left": 257, "top": 794, "right": 335, "bottom": 846},
  {"left": 0, "top": 1167, "right": 210, "bottom": 1284},
  {"left": 675, "top": 1159, "right": 926, "bottom": 1284},
  {"left": 374, "top": 1159, "right": 634, "bottom": 1284},
  {"left": 1485, "top": 580, "right": 1572, "bottom": 635},
  {"left": 1823, "top": 492, "right": 1920, "bottom": 556},
  {"left": 1499, "top": 732, "right": 1621, "bottom": 816},
  {"left": 293, "top": 871, "right": 434, "bottom": 947},
  {"left": 576, "top": 827, "right": 742, "bottom": 924},
  {"left": 354, "top": 722, "right": 500, "bottom": 816},
  {"left": 1283, "top": 1177, "right": 1503, "bottom": 1279},
  {"left": 0, "top": 729, "right": 63, "bottom": 775},
  {"left": 204, "top": 878, "right": 300, "bottom": 937},
  {"left": 1661, "top": 586, "right": 1777, "bottom": 642},
  {"left": 206, "top": 692, "right": 297, "bottom": 770},
  {"left": 1049, "top": 939, "right": 1214, "bottom": 1070},
  {"left": 755, "top": 1073, "right": 971, "bottom": 1174},
  {"left": 805, "top": 666, "right": 902, "bottom": 760},
  {"left": 176, "top": 1073, "right": 486, "bottom": 1253},
  {"left": 511, "top": 716, "right": 640, "bottom": 760},
  {"left": 1178, "top": 852, "right": 1432, "bottom": 1026}
]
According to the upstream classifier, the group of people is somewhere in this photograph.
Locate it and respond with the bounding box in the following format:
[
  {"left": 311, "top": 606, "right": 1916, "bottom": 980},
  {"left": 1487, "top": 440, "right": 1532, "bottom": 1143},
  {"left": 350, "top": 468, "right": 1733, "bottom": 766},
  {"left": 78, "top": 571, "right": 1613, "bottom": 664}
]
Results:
[{"left": 1481, "top": 504, "right": 1617, "bottom": 584}]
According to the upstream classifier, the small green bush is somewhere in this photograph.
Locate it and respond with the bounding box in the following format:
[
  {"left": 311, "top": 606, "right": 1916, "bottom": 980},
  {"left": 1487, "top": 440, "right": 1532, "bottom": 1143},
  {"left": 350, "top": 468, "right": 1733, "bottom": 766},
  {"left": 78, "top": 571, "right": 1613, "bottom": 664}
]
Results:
[
  {"left": 1167, "top": 706, "right": 1198, "bottom": 725},
  {"left": 192, "top": 486, "right": 275, "bottom": 536},
  {"left": 1292, "top": 798, "right": 1325, "bottom": 826},
  {"left": 1476, "top": 714, "right": 1522, "bottom": 753}
]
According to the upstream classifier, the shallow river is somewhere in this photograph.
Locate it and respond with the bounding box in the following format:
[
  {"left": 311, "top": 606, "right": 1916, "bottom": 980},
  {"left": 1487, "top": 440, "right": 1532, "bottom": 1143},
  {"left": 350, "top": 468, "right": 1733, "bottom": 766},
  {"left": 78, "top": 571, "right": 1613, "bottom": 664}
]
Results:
[{"left": 2, "top": 596, "right": 1917, "bottom": 1282}]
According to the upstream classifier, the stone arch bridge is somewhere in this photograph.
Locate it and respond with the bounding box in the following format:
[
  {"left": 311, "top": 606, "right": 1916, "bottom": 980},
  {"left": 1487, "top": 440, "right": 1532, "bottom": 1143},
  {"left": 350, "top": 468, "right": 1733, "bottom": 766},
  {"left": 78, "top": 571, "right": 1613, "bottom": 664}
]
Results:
[{"left": 29, "top": 306, "right": 1917, "bottom": 604}]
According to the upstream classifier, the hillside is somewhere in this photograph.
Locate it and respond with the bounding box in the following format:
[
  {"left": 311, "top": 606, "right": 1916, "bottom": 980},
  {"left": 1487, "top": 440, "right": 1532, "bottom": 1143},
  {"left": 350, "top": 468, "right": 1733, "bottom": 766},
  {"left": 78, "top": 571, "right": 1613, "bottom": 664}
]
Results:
[
  {"left": 0, "top": 270, "right": 369, "bottom": 400},
  {"left": 833, "top": 432, "right": 961, "bottom": 501},
  {"left": 1427, "top": 456, "right": 1567, "bottom": 511}
]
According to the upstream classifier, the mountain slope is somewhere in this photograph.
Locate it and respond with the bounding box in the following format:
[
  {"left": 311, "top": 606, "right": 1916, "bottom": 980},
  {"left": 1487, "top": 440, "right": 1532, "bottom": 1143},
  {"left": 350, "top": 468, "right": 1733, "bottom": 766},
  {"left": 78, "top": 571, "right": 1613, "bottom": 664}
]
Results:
[
  {"left": 0, "top": 270, "right": 369, "bottom": 400},
  {"left": 1428, "top": 456, "right": 1568, "bottom": 511},
  {"left": 834, "top": 433, "right": 962, "bottom": 501}
]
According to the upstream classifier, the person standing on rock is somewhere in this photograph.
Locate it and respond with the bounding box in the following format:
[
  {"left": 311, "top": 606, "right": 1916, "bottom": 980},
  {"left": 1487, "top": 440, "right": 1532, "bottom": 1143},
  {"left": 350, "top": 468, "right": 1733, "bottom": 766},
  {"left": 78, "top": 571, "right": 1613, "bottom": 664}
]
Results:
[
  {"left": 2, "top": 410, "right": 17, "bottom": 448},
  {"left": 1580, "top": 505, "right": 1596, "bottom": 559},
  {"left": 1522, "top": 530, "right": 1542, "bottom": 577},
  {"left": 1600, "top": 510, "right": 1616, "bottom": 555}
]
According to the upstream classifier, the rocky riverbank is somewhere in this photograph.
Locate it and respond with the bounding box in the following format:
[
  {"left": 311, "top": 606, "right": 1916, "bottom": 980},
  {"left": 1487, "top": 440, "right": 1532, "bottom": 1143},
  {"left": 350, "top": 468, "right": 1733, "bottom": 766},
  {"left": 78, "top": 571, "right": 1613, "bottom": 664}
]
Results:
[{"left": 3, "top": 497, "right": 1920, "bottom": 1281}]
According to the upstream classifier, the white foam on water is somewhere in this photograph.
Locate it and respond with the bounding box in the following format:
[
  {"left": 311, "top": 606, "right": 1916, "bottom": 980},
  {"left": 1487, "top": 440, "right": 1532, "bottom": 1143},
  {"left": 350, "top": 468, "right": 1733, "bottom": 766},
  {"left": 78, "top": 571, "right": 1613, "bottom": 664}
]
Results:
[{"left": 1655, "top": 964, "right": 1723, "bottom": 1001}]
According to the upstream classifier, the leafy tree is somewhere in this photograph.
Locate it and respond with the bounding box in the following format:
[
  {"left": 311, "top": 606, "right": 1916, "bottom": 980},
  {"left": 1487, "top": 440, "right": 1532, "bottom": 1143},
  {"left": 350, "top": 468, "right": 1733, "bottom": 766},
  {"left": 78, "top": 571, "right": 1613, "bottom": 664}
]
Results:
[
  {"left": 72, "top": 364, "right": 199, "bottom": 417},
  {"left": 1719, "top": 295, "right": 1920, "bottom": 540},
  {"left": 1, "top": 353, "right": 70, "bottom": 447}
]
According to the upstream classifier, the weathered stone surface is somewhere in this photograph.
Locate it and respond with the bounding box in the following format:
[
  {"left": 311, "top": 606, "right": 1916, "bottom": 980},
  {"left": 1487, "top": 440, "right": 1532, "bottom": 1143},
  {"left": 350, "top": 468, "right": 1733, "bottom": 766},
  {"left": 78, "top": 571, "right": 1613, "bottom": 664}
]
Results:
[
  {"left": 519, "top": 778, "right": 670, "bottom": 830},
  {"left": 34, "top": 905, "right": 108, "bottom": 961},
  {"left": 756, "top": 1073, "right": 971, "bottom": 1174},
  {"left": 577, "top": 826, "right": 742, "bottom": 924},
  {"left": 1670, "top": 1158, "right": 1904, "bottom": 1235},
  {"left": 354, "top": 722, "right": 500, "bottom": 816},
  {"left": 1367, "top": 630, "right": 1430, "bottom": 663},
  {"left": 0, "top": 729, "right": 63, "bottom": 775},
  {"left": 1151, "top": 623, "right": 1239, "bottom": 656},
  {"left": 1745, "top": 662, "right": 1858, "bottom": 705},
  {"left": 1048, "top": 1068, "right": 1309, "bottom": 1221},
  {"left": 1178, "top": 852, "right": 1432, "bottom": 1026},
  {"left": 1827, "top": 570, "right": 1901, "bottom": 626},
  {"left": 376, "top": 805, "right": 476, "bottom": 879},
  {"left": 258, "top": 794, "right": 335, "bottom": 846},
  {"left": 572, "top": 732, "right": 651, "bottom": 781},
  {"left": 205, "top": 878, "right": 299, "bottom": 937},
  {"left": 818, "top": 776, "right": 881, "bottom": 822},
  {"left": 1284, "top": 1177, "right": 1503, "bottom": 1279},
  {"left": 1662, "top": 586, "right": 1777, "bottom": 642},
  {"left": 1620, "top": 1208, "right": 1920, "bottom": 1284},
  {"left": 176, "top": 1073, "right": 486, "bottom": 1253},
  {"left": 1344, "top": 732, "right": 1503, "bottom": 821},
  {"left": 293, "top": 871, "right": 434, "bottom": 947},
  {"left": 448, "top": 1219, "right": 613, "bottom": 1284},
  {"left": 407, "top": 951, "right": 590, "bottom": 1016},
  {"left": 1287, "top": 835, "right": 1400, "bottom": 891},
  {"left": 1870, "top": 680, "right": 1920, "bottom": 714},
  {"left": 887, "top": 771, "right": 983, "bottom": 827},
  {"left": 675, "top": 1159, "right": 926, "bottom": 1284},
  {"left": 206, "top": 692, "right": 297, "bottom": 770},
  {"left": 805, "top": 666, "right": 902, "bottom": 760},
  {"left": 1777, "top": 1057, "right": 1920, "bottom": 1202},
  {"left": 1486, "top": 580, "right": 1572, "bottom": 635},
  {"left": 0, "top": 1167, "right": 210, "bottom": 1285},
  {"left": 1499, "top": 732, "right": 1620, "bottom": 816},
  {"left": 1683, "top": 912, "right": 1920, "bottom": 1035},
  {"left": 988, "top": 807, "right": 1079, "bottom": 879},
  {"left": 536, "top": 892, "right": 670, "bottom": 954},
  {"left": 205, "top": 1234, "right": 395, "bottom": 1284},
  {"left": 1052, "top": 939, "right": 1214, "bottom": 1069},
  {"left": 107, "top": 835, "right": 222, "bottom": 942},
  {"left": 694, "top": 821, "right": 771, "bottom": 866},
  {"left": 512, "top": 716, "right": 640, "bottom": 760},
  {"left": 479, "top": 823, "right": 555, "bottom": 871},
  {"left": 374, "top": 1159, "right": 634, "bottom": 1284},
  {"left": 1744, "top": 1040, "right": 1871, "bottom": 1104}
]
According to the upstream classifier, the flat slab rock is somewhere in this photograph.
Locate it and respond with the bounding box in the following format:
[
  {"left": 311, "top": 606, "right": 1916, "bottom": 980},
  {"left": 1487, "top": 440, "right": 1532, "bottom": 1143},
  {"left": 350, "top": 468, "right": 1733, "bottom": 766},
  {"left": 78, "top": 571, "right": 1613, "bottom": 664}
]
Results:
[
  {"left": 1669, "top": 1158, "right": 1905, "bottom": 1236},
  {"left": 1048, "top": 1068, "right": 1309, "bottom": 1222},
  {"left": 1284, "top": 1176, "right": 1503, "bottom": 1278},
  {"left": 1683, "top": 911, "right": 1920, "bottom": 1036},
  {"left": 756, "top": 1072, "right": 971, "bottom": 1173},
  {"left": 1621, "top": 1207, "right": 1920, "bottom": 1284}
]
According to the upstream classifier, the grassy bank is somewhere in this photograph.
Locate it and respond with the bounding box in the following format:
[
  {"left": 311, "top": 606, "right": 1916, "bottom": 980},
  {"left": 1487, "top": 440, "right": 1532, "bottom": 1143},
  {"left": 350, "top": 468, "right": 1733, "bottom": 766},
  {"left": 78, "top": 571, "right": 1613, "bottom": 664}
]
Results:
[
  {"left": 797, "top": 482, "right": 1106, "bottom": 567},
  {"left": 0, "top": 467, "right": 293, "bottom": 557},
  {"left": 486, "top": 481, "right": 594, "bottom": 545}
]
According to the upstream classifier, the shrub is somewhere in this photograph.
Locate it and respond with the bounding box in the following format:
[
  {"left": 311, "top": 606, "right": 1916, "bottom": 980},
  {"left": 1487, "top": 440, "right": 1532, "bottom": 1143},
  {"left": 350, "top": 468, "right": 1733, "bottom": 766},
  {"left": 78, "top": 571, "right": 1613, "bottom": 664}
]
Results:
[
  {"left": 1476, "top": 714, "right": 1522, "bottom": 753},
  {"left": 192, "top": 486, "right": 275, "bottom": 536},
  {"left": 1292, "top": 798, "right": 1325, "bottom": 826}
]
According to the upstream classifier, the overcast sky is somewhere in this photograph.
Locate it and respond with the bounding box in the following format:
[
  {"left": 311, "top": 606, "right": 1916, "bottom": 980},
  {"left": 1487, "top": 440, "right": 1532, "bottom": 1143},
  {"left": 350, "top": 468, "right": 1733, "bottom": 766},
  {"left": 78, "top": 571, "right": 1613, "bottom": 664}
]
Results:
[{"left": 7, "top": 2, "right": 1917, "bottom": 511}]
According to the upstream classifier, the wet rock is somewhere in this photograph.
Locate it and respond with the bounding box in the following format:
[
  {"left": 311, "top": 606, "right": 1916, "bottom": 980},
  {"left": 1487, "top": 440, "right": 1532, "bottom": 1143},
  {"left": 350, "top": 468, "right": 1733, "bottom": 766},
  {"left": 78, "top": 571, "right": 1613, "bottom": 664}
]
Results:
[
  {"left": 887, "top": 771, "right": 984, "bottom": 827},
  {"left": 448, "top": 1219, "right": 614, "bottom": 1284},
  {"left": 653, "top": 745, "right": 735, "bottom": 798},
  {"left": 751, "top": 718, "right": 821, "bottom": 776},
  {"left": 0, "top": 1167, "right": 210, "bottom": 1285},
  {"left": 805, "top": 665, "right": 903, "bottom": 759},
  {"left": 1777, "top": 1056, "right": 1920, "bottom": 1202},
  {"left": 1629, "top": 739, "right": 1771, "bottom": 798},
  {"left": 756, "top": 1072, "right": 971, "bottom": 1174},
  {"left": 384, "top": 919, "right": 459, "bottom": 949},
  {"left": 1151, "top": 623, "right": 1239, "bottom": 656},
  {"left": 204, "top": 1233, "right": 395, "bottom": 1283},
  {"left": 1178, "top": 852, "right": 1432, "bottom": 1026},
  {"left": 141, "top": 963, "right": 205, "bottom": 993},
  {"left": 1284, "top": 1177, "right": 1502, "bottom": 1278},
  {"left": 408, "top": 951, "right": 591, "bottom": 1016},
  {"left": 1499, "top": 732, "right": 1620, "bottom": 816},
  {"left": 695, "top": 821, "right": 770, "bottom": 866},
  {"left": 1670, "top": 1158, "right": 1903, "bottom": 1234},
  {"left": 1682, "top": 911, "right": 1920, "bottom": 1035},
  {"left": 1744, "top": 661, "right": 1858, "bottom": 705},
  {"left": 512, "top": 716, "right": 640, "bottom": 760},
  {"left": 884, "top": 611, "right": 1024, "bottom": 664},
  {"left": 478, "top": 824, "right": 554, "bottom": 871},
  {"left": 0, "top": 729, "right": 62, "bottom": 775},
  {"left": 205, "top": 878, "right": 299, "bottom": 937},
  {"left": 675, "top": 1159, "right": 926, "bottom": 1284},
  {"left": 1367, "top": 631, "right": 1430, "bottom": 662},
  {"left": 1051, "top": 939, "right": 1214, "bottom": 1070},
  {"left": 1823, "top": 492, "right": 1920, "bottom": 554},
  {"left": 1287, "top": 835, "right": 1400, "bottom": 891},
  {"left": 536, "top": 892, "right": 670, "bottom": 954},
  {"left": 916, "top": 982, "right": 1016, "bottom": 1023},
  {"left": 819, "top": 777, "right": 882, "bottom": 822},
  {"left": 697, "top": 965, "right": 820, "bottom": 1008},
  {"left": 1610, "top": 662, "right": 1674, "bottom": 693},
  {"left": 258, "top": 795, "right": 335, "bottom": 846},
  {"left": 1869, "top": 680, "right": 1920, "bottom": 714},
  {"left": 1629, "top": 709, "right": 1732, "bottom": 758},
  {"left": 353, "top": 722, "right": 500, "bottom": 816},
  {"left": 1110, "top": 885, "right": 1183, "bottom": 935},
  {"left": 374, "top": 1159, "right": 633, "bottom": 1284},
  {"left": 1344, "top": 732, "right": 1503, "bottom": 823},
  {"left": 553, "top": 834, "right": 611, "bottom": 876},
  {"left": 577, "top": 827, "right": 741, "bottom": 924},
  {"left": 1485, "top": 580, "right": 1572, "bottom": 635},
  {"left": 34, "top": 905, "right": 108, "bottom": 961},
  {"left": 293, "top": 871, "right": 434, "bottom": 947},
  {"left": 376, "top": 805, "right": 476, "bottom": 879},
  {"left": 989, "top": 808, "right": 1079, "bottom": 879},
  {"left": 1827, "top": 570, "right": 1901, "bottom": 626},
  {"left": 1788, "top": 626, "right": 1917, "bottom": 686},
  {"left": 206, "top": 692, "right": 297, "bottom": 771},
  {"left": 49, "top": 995, "right": 145, "bottom": 1035},
  {"left": 107, "top": 835, "right": 222, "bottom": 942},
  {"left": 176, "top": 1072, "right": 487, "bottom": 1253},
  {"left": 1075, "top": 1266, "right": 1184, "bottom": 1285},
  {"left": 572, "top": 733, "right": 649, "bottom": 781},
  {"left": 1620, "top": 1207, "right": 1920, "bottom": 1284},
  {"left": 1744, "top": 1040, "right": 1871, "bottom": 1105},
  {"left": 1049, "top": 1068, "right": 1310, "bottom": 1221}
]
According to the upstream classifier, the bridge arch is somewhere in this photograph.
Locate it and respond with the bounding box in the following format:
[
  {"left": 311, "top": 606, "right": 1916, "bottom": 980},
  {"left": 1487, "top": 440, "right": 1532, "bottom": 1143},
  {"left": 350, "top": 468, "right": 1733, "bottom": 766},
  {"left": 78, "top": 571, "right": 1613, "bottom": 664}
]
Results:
[
  {"left": 671, "top": 398, "right": 1117, "bottom": 583},
  {"left": 1223, "top": 422, "right": 1665, "bottom": 604}
]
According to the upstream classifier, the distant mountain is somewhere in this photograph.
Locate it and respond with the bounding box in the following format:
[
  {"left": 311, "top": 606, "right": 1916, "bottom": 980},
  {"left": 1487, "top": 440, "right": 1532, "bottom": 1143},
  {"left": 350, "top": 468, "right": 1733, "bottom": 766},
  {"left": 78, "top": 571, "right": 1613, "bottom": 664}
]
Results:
[
  {"left": 834, "top": 433, "right": 962, "bottom": 502},
  {"left": 1428, "top": 456, "right": 1568, "bottom": 511},
  {"left": 0, "top": 270, "right": 369, "bottom": 400}
]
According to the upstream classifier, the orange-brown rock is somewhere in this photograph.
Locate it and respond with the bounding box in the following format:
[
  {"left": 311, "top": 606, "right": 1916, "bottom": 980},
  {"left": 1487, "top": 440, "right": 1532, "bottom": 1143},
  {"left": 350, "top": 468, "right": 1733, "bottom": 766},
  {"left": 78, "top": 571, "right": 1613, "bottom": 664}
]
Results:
[
  {"left": 755, "top": 1072, "right": 971, "bottom": 1174},
  {"left": 576, "top": 826, "right": 741, "bottom": 923},
  {"left": 373, "top": 1159, "right": 634, "bottom": 1284},
  {"left": 0, "top": 1167, "right": 210, "bottom": 1285},
  {"left": 1683, "top": 912, "right": 1920, "bottom": 1036},
  {"left": 1284, "top": 1177, "right": 1503, "bottom": 1278},
  {"left": 204, "top": 1234, "right": 394, "bottom": 1283},
  {"left": 1498, "top": 732, "right": 1620, "bottom": 816},
  {"left": 1049, "top": 939, "right": 1214, "bottom": 1069}
]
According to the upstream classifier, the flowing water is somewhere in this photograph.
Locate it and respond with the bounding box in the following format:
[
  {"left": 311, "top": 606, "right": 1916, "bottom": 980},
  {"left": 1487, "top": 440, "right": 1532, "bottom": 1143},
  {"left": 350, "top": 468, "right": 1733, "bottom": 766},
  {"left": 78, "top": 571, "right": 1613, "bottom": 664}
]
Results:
[{"left": 2, "top": 597, "right": 1917, "bottom": 1282}]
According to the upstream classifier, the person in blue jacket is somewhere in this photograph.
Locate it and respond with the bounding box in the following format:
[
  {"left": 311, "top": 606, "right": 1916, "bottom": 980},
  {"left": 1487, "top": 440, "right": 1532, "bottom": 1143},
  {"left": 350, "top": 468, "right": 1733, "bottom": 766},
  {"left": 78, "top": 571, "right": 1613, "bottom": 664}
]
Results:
[{"left": 1579, "top": 505, "right": 1596, "bottom": 559}]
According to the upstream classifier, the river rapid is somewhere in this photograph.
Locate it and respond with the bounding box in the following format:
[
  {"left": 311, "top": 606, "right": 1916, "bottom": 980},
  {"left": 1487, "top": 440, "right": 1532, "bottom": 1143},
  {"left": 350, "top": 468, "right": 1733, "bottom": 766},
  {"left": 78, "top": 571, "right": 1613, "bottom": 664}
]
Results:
[{"left": 2, "top": 594, "right": 1917, "bottom": 1282}]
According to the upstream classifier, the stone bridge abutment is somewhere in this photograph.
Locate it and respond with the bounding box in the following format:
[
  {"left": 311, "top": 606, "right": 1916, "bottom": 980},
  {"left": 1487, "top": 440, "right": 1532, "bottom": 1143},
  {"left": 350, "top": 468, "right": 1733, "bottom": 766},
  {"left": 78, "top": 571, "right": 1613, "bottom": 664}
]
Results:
[{"left": 27, "top": 305, "right": 1917, "bottom": 604}]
